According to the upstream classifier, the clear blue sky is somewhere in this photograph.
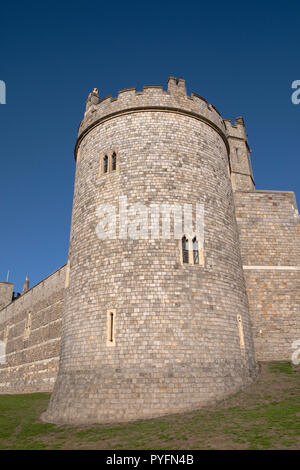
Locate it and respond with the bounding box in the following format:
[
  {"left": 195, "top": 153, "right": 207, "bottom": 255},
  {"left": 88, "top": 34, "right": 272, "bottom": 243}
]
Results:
[{"left": 0, "top": 1, "right": 299, "bottom": 292}]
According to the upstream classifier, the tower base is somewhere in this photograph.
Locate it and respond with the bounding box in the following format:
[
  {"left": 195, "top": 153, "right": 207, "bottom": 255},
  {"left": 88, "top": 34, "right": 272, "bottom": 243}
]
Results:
[{"left": 42, "top": 360, "right": 259, "bottom": 425}]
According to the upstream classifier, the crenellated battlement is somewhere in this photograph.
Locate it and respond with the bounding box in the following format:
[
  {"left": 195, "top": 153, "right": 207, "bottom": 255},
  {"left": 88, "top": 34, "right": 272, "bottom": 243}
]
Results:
[
  {"left": 223, "top": 116, "right": 248, "bottom": 142},
  {"left": 75, "top": 77, "right": 228, "bottom": 159}
]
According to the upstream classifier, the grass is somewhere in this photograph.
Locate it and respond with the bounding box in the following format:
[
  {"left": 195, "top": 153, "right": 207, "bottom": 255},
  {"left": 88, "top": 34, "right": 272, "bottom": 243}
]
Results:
[{"left": 0, "top": 361, "right": 299, "bottom": 450}]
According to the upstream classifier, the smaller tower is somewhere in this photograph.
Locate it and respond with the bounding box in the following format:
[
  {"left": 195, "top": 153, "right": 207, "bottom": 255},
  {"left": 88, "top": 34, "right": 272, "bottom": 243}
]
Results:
[
  {"left": 22, "top": 275, "right": 29, "bottom": 294},
  {"left": 224, "top": 117, "right": 255, "bottom": 191},
  {"left": 0, "top": 282, "right": 14, "bottom": 310}
]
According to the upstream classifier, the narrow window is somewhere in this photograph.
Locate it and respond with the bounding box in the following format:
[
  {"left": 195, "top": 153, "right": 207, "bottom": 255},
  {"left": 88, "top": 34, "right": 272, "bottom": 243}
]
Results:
[
  {"left": 193, "top": 237, "right": 199, "bottom": 264},
  {"left": 111, "top": 152, "right": 117, "bottom": 171},
  {"left": 109, "top": 312, "right": 114, "bottom": 342},
  {"left": 103, "top": 155, "right": 108, "bottom": 173},
  {"left": 235, "top": 147, "right": 239, "bottom": 162},
  {"left": 182, "top": 236, "right": 189, "bottom": 264},
  {"left": 107, "top": 309, "right": 116, "bottom": 345},
  {"left": 237, "top": 314, "right": 245, "bottom": 352}
]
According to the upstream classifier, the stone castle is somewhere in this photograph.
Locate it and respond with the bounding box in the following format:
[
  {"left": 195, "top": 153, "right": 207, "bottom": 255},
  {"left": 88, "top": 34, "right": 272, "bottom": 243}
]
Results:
[{"left": 0, "top": 78, "right": 299, "bottom": 424}]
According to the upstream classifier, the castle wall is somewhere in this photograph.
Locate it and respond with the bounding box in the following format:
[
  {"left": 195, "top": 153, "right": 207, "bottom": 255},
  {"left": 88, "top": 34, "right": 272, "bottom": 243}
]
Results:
[
  {"left": 234, "top": 190, "right": 300, "bottom": 361},
  {"left": 0, "top": 265, "right": 66, "bottom": 393},
  {"left": 0, "top": 282, "right": 14, "bottom": 310},
  {"left": 1, "top": 78, "right": 298, "bottom": 423}
]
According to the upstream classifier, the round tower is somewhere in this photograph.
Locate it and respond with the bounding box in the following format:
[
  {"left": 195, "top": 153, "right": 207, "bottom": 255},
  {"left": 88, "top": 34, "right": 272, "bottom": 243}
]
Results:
[{"left": 43, "top": 77, "right": 258, "bottom": 424}]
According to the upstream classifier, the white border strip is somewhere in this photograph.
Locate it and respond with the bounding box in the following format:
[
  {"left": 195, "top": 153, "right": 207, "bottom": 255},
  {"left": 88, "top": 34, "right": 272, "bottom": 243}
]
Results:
[{"left": 243, "top": 265, "right": 300, "bottom": 271}]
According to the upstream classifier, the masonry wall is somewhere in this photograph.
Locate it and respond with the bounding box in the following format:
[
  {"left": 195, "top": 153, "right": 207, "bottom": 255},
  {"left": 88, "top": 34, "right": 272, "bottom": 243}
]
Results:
[
  {"left": 0, "top": 265, "right": 66, "bottom": 393},
  {"left": 1, "top": 77, "right": 298, "bottom": 415},
  {"left": 0, "top": 282, "right": 14, "bottom": 310},
  {"left": 44, "top": 79, "right": 258, "bottom": 425},
  {"left": 234, "top": 190, "right": 300, "bottom": 361}
]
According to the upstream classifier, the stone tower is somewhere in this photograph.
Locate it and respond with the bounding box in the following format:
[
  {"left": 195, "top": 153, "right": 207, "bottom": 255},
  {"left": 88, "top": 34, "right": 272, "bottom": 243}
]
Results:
[{"left": 43, "top": 78, "right": 258, "bottom": 424}]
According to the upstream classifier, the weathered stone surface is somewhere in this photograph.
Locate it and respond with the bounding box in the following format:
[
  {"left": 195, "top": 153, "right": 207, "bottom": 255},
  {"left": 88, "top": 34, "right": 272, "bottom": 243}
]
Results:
[
  {"left": 44, "top": 78, "right": 258, "bottom": 424},
  {"left": 1, "top": 78, "right": 298, "bottom": 426},
  {"left": 0, "top": 267, "right": 65, "bottom": 393},
  {"left": 235, "top": 190, "right": 300, "bottom": 361}
]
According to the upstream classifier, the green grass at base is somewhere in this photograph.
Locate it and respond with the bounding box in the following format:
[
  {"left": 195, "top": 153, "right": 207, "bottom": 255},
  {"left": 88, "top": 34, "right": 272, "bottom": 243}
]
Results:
[{"left": 0, "top": 361, "right": 299, "bottom": 450}]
